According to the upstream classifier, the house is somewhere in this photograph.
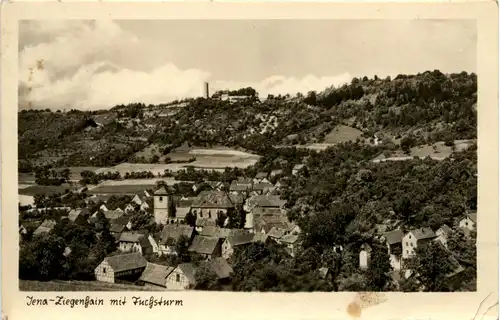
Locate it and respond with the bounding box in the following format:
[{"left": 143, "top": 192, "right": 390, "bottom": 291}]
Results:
[
  {"left": 292, "top": 164, "right": 305, "bottom": 175},
  {"left": 229, "top": 180, "right": 252, "bottom": 193},
  {"left": 195, "top": 218, "right": 217, "bottom": 232},
  {"left": 435, "top": 224, "right": 453, "bottom": 248},
  {"left": 459, "top": 212, "right": 477, "bottom": 232},
  {"left": 188, "top": 235, "right": 222, "bottom": 260},
  {"left": 206, "top": 181, "right": 224, "bottom": 191},
  {"left": 138, "top": 263, "right": 175, "bottom": 290},
  {"left": 252, "top": 214, "right": 289, "bottom": 234},
  {"left": 318, "top": 267, "right": 329, "bottom": 280},
  {"left": 118, "top": 232, "right": 145, "bottom": 253},
  {"left": 110, "top": 214, "right": 133, "bottom": 233},
  {"left": 402, "top": 228, "right": 437, "bottom": 259},
  {"left": 222, "top": 232, "right": 255, "bottom": 259},
  {"left": 67, "top": 209, "right": 82, "bottom": 222},
  {"left": 94, "top": 252, "right": 147, "bottom": 284},
  {"left": 381, "top": 229, "right": 404, "bottom": 255},
  {"left": 33, "top": 219, "right": 57, "bottom": 236},
  {"left": 244, "top": 195, "right": 286, "bottom": 212},
  {"left": 252, "top": 232, "right": 270, "bottom": 244},
  {"left": 267, "top": 226, "right": 286, "bottom": 242},
  {"left": 270, "top": 169, "right": 283, "bottom": 178},
  {"left": 286, "top": 222, "right": 301, "bottom": 236},
  {"left": 125, "top": 204, "right": 136, "bottom": 213},
  {"left": 157, "top": 224, "right": 195, "bottom": 255},
  {"left": 63, "top": 246, "right": 72, "bottom": 257},
  {"left": 109, "top": 222, "right": 127, "bottom": 238},
  {"left": 166, "top": 263, "right": 197, "bottom": 290},
  {"left": 207, "top": 257, "right": 233, "bottom": 284},
  {"left": 280, "top": 234, "right": 299, "bottom": 257},
  {"left": 251, "top": 183, "right": 274, "bottom": 195},
  {"left": 165, "top": 258, "right": 233, "bottom": 290},
  {"left": 359, "top": 243, "right": 372, "bottom": 270},
  {"left": 254, "top": 172, "right": 268, "bottom": 180},
  {"left": 191, "top": 190, "right": 243, "bottom": 221},
  {"left": 174, "top": 197, "right": 195, "bottom": 223}
]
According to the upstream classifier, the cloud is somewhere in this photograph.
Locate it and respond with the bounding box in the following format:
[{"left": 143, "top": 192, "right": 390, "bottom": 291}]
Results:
[
  {"left": 19, "top": 20, "right": 353, "bottom": 110},
  {"left": 213, "top": 73, "right": 352, "bottom": 98}
]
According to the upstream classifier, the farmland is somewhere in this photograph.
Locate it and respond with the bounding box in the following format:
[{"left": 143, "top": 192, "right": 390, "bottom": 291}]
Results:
[
  {"left": 97, "top": 148, "right": 260, "bottom": 175},
  {"left": 323, "top": 124, "right": 365, "bottom": 144},
  {"left": 372, "top": 139, "right": 476, "bottom": 162},
  {"left": 86, "top": 178, "right": 193, "bottom": 195},
  {"left": 18, "top": 184, "right": 78, "bottom": 196}
]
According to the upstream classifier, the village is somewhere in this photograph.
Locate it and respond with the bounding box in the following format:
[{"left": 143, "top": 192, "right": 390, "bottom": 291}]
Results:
[{"left": 19, "top": 162, "right": 477, "bottom": 291}]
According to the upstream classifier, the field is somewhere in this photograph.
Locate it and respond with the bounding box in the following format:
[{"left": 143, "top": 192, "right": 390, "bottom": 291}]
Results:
[
  {"left": 86, "top": 178, "right": 194, "bottom": 195},
  {"left": 19, "top": 194, "right": 35, "bottom": 206},
  {"left": 18, "top": 184, "right": 79, "bottom": 196},
  {"left": 97, "top": 148, "right": 260, "bottom": 175},
  {"left": 57, "top": 166, "right": 102, "bottom": 181},
  {"left": 323, "top": 125, "right": 364, "bottom": 144},
  {"left": 372, "top": 139, "right": 475, "bottom": 162},
  {"left": 20, "top": 280, "right": 162, "bottom": 292}
]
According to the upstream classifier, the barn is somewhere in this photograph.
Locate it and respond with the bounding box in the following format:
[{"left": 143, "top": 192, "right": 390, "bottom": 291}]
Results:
[
  {"left": 138, "top": 263, "right": 175, "bottom": 290},
  {"left": 94, "top": 252, "right": 147, "bottom": 284}
]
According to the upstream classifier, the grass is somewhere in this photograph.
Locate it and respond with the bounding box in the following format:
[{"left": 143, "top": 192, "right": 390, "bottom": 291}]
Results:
[
  {"left": 56, "top": 166, "right": 102, "bottom": 181},
  {"left": 87, "top": 184, "right": 158, "bottom": 195},
  {"left": 323, "top": 125, "right": 364, "bottom": 144},
  {"left": 97, "top": 148, "right": 260, "bottom": 175},
  {"left": 372, "top": 139, "right": 476, "bottom": 162},
  {"left": 18, "top": 184, "right": 78, "bottom": 196},
  {"left": 20, "top": 280, "right": 162, "bottom": 292}
]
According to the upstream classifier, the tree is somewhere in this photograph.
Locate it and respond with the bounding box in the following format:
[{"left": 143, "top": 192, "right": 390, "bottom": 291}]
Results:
[
  {"left": 304, "top": 91, "right": 317, "bottom": 106},
  {"left": 194, "top": 263, "right": 220, "bottom": 290},
  {"left": 184, "top": 211, "right": 196, "bottom": 227},
  {"left": 19, "top": 233, "right": 67, "bottom": 280},
  {"left": 175, "top": 235, "right": 191, "bottom": 262},
  {"left": 405, "top": 241, "right": 455, "bottom": 291},
  {"left": 365, "top": 245, "right": 392, "bottom": 290}
]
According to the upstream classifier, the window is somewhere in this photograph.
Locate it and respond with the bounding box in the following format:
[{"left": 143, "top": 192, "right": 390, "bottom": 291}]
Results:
[
  {"left": 208, "top": 211, "right": 211, "bottom": 218},
  {"left": 410, "top": 243, "right": 413, "bottom": 247},
  {"left": 159, "top": 196, "right": 163, "bottom": 202},
  {"left": 176, "top": 274, "right": 180, "bottom": 282},
  {"left": 406, "top": 250, "right": 409, "bottom": 254},
  {"left": 103, "top": 268, "right": 106, "bottom": 274},
  {"left": 409, "top": 235, "right": 411, "bottom": 239},
  {"left": 199, "top": 212, "right": 203, "bottom": 218},
  {"left": 406, "top": 242, "right": 408, "bottom": 246}
]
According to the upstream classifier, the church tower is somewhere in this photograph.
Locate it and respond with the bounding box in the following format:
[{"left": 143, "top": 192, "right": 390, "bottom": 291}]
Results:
[{"left": 154, "top": 186, "right": 171, "bottom": 225}]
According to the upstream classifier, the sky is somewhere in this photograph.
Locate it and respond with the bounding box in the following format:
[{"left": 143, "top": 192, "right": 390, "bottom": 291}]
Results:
[{"left": 18, "top": 19, "right": 476, "bottom": 110}]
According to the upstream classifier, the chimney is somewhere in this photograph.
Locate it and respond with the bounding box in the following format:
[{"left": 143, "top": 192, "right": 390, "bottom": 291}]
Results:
[{"left": 204, "top": 82, "right": 209, "bottom": 99}]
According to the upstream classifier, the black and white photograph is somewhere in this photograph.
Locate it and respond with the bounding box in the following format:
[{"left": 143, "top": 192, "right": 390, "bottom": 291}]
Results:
[{"left": 17, "top": 18, "right": 479, "bottom": 293}]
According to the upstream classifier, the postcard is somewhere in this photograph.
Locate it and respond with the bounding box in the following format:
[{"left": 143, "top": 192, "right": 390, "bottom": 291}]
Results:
[{"left": 1, "top": 1, "right": 498, "bottom": 320}]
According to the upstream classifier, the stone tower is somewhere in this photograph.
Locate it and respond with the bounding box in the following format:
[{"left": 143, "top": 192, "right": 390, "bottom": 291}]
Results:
[{"left": 154, "top": 186, "right": 170, "bottom": 225}]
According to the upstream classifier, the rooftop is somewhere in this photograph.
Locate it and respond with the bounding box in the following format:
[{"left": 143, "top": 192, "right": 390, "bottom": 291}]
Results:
[
  {"left": 104, "top": 252, "right": 147, "bottom": 273},
  {"left": 409, "top": 227, "right": 436, "bottom": 240},
  {"left": 139, "top": 263, "right": 175, "bottom": 287},
  {"left": 118, "top": 231, "right": 144, "bottom": 243},
  {"left": 159, "top": 224, "right": 194, "bottom": 244},
  {"left": 188, "top": 235, "right": 220, "bottom": 255},
  {"left": 383, "top": 229, "right": 404, "bottom": 245}
]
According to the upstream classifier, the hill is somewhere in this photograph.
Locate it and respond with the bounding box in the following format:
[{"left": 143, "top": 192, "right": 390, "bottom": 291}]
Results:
[{"left": 18, "top": 70, "right": 477, "bottom": 170}]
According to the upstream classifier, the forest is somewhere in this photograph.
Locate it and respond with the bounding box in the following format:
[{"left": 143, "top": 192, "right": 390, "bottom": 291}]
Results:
[{"left": 18, "top": 71, "right": 476, "bottom": 169}]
